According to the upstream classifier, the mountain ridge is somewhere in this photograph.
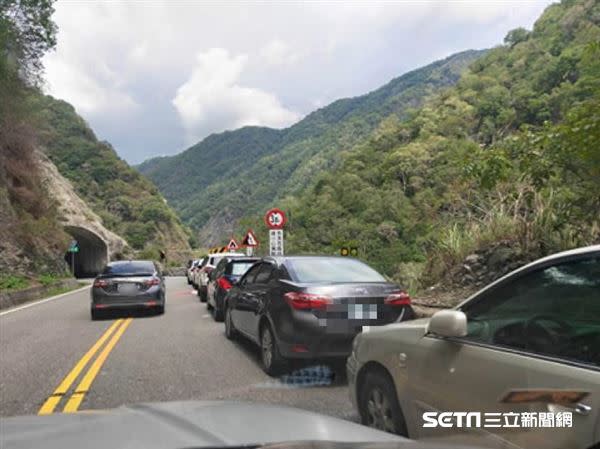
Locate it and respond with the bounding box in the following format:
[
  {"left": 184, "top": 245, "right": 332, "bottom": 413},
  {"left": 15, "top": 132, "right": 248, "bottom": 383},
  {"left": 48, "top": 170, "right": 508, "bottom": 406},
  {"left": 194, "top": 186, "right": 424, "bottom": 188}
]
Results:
[{"left": 139, "top": 49, "right": 486, "bottom": 242}]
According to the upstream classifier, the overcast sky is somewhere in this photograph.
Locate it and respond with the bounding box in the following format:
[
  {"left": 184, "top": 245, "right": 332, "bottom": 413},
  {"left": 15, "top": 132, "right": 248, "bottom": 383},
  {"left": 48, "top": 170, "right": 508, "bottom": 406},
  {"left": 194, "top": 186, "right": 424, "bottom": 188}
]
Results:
[{"left": 42, "top": 1, "right": 554, "bottom": 164}]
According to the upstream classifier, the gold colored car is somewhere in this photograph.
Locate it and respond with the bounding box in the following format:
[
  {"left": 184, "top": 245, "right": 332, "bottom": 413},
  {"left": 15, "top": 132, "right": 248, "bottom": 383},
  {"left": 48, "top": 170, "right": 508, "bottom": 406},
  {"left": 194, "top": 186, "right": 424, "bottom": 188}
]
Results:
[{"left": 348, "top": 245, "right": 600, "bottom": 449}]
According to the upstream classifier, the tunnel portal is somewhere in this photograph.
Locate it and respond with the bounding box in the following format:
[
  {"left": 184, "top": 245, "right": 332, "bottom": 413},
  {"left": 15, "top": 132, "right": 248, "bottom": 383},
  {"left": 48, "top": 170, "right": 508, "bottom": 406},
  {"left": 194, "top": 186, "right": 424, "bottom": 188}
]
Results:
[{"left": 63, "top": 225, "right": 108, "bottom": 278}]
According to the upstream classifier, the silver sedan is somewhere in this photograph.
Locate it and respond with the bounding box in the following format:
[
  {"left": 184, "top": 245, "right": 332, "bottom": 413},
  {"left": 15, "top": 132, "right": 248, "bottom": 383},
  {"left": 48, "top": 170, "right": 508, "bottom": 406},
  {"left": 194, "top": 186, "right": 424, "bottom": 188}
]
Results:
[{"left": 347, "top": 245, "right": 600, "bottom": 449}]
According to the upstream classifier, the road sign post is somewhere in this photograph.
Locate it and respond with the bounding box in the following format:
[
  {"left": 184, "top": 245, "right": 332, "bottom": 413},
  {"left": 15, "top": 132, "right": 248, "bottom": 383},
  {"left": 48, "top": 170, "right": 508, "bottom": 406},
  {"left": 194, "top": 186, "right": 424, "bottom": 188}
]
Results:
[
  {"left": 241, "top": 229, "right": 259, "bottom": 256},
  {"left": 269, "top": 229, "right": 284, "bottom": 256},
  {"left": 265, "top": 209, "right": 286, "bottom": 256},
  {"left": 67, "top": 240, "right": 79, "bottom": 275}
]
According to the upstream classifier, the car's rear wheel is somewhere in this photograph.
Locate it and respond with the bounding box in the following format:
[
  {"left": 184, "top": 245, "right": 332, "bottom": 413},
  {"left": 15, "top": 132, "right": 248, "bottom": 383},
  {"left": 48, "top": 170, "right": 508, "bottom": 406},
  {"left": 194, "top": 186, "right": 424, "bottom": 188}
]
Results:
[
  {"left": 224, "top": 306, "right": 237, "bottom": 340},
  {"left": 91, "top": 309, "right": 102, "bottom": 320},
  {"left": 198, "top": 287, "right": 207, "bottom": 302},
  {"left": 358, "top": 370, "right": 408, "bottom": 436},
  {"left": 213, "top": 297, "right": 224, "bottom": 322},
  {"left": 260, "top": 322, "right": 286, "bottom": 376}
]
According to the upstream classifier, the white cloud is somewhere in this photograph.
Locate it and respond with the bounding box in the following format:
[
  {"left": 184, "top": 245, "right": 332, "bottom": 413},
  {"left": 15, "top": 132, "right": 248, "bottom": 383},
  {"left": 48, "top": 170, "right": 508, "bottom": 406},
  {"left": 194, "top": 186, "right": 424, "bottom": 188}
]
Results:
[
  {"left": 42, "top": 0, "right": 554, "bottom": 162},
  {"left": 259, "top": 40, "right": 302, "bottom": 67},
  {"left": 172, "top": 48, "right": 301, "bottom": 144},
  {"left": 44, "top": 54, "right": 139, "bottom": 117}
]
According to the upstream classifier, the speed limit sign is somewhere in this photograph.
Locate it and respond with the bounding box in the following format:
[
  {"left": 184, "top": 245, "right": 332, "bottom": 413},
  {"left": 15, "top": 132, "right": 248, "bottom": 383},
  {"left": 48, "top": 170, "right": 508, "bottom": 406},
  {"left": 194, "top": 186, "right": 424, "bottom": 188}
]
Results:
[{"left": 264, "top": 208, "right": 287, "bottom": 229}]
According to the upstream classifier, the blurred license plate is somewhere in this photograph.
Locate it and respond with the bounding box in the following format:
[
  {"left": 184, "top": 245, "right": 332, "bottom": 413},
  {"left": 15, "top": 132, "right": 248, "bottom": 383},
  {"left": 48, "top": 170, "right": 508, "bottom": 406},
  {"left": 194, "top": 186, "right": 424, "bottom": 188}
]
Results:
[
  {"left": 347, "top": 304, "right": 377, "bottom": 320},
  {"left": 118, "top": 283, "right": 138, "bottom": 294}
]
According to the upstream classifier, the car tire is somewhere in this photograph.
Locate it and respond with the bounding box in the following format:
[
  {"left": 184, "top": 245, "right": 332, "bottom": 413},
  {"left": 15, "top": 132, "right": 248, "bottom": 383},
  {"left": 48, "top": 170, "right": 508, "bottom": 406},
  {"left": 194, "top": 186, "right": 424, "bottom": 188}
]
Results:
[
  {"left": 260, "top": 322, "right": 286, "bottom": 377},
  {"left": 213, "top": 302, "right": 224, "bottom": 322},
  {"left": 91, "top": 309, "right": 101, "bottom": 320},
  {"left": 358, "top": 370, "right": 408, "bottom": 436},
  {"left": 198, "top": 287, "right": 207, "bottom": 303},
  {"left": 224, "top": 306, "right": 238, "bottom": 341},
  {"left": 187, "top": 277, "right": 191, "bottom": 285},
  {"left": 157, "top": 304, "right": 165, "bottom": 314}
]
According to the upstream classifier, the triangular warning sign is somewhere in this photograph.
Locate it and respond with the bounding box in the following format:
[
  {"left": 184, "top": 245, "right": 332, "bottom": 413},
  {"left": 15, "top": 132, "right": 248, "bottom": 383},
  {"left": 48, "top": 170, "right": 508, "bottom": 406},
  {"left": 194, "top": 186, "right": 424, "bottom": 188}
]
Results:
[
  {"left": 227, "top": 238, "right": 239, "bottom": 251},
  {"left": 241, "top": 230, "right": 259, "bottom": 247}
]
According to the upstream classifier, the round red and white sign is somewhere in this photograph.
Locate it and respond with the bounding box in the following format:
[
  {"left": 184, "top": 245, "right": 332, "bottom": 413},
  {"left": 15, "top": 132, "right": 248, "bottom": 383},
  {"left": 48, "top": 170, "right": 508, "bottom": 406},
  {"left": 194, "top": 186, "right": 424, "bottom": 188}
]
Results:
[{"left": 264, "top": 208, "right": 287, "bottom": 229}]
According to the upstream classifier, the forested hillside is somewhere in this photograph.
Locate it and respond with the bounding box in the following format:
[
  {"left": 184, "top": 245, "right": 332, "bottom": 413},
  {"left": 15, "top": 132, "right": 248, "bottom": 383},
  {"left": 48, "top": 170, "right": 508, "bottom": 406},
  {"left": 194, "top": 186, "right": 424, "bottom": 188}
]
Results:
[
  {"left": 31, "top": 95, "right": 193, "bottom": 255},
  {"left": 1, "top": 1, "right": 69, "bottom": 282},
  {"left": 140, "top": 50, "right": 485, "bottom": 240},
  {"left": 277, "top": 0, "right": 600, "bottom": 292}
]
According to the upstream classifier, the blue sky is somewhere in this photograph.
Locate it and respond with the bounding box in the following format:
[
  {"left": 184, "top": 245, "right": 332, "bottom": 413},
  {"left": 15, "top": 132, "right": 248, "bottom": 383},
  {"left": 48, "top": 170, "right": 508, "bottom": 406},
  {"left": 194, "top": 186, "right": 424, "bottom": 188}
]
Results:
[{"left": 43, "top": 1, "right": 554, "bottom": 164}]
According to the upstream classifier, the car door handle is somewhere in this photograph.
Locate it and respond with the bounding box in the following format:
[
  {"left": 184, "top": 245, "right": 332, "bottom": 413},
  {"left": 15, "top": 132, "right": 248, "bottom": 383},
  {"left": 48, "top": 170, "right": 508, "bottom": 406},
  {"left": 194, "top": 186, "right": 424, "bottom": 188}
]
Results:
[
  {"left": 572, "top": 403, "right": 592, "bottom": 416},
  {"left": 549, "top": 402, "right": 592, "bottom": 416}
]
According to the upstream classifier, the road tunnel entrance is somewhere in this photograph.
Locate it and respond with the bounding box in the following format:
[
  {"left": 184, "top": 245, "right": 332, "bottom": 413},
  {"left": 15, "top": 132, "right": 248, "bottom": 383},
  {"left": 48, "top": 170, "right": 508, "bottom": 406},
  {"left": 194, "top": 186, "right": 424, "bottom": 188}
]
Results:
[{"left": 63, "top": 226, "right": 108, "bottom": 278}]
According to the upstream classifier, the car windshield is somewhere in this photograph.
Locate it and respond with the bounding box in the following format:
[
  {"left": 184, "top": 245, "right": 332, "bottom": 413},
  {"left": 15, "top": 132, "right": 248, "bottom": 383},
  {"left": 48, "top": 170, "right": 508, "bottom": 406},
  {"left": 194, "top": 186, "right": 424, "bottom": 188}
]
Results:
[
  {"left": 2, "top": 1, "right": 598, "bottom": 448},
  {"left": 102, "top": 262, "right": 154, "bottom": 276},
  {"left": 230, "top": 262, "right": 256, "bottom": 276},
  {"left": 287, "top": 258, "right": 386, "bottom": 283}
]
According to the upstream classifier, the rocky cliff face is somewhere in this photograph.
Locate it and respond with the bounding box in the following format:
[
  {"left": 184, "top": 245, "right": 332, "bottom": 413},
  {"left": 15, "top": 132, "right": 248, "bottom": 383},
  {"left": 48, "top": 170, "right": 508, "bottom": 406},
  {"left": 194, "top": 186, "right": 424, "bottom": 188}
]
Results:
[
  {"left": 0, "top": 148, "right": 134, "bottom": 279},
  {"left": 37, "top": 150, "right": 128, "bottom": 260}
]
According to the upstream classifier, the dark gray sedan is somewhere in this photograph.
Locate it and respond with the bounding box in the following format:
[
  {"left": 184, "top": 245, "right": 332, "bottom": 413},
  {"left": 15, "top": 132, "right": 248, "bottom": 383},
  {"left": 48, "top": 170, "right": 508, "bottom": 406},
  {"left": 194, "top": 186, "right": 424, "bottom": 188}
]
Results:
[
  {"left": 91, "top": 260, "right": 166, "bottom": 319},
  {"left": 225, "top": 256, "right": 415, "bottom": 375}
]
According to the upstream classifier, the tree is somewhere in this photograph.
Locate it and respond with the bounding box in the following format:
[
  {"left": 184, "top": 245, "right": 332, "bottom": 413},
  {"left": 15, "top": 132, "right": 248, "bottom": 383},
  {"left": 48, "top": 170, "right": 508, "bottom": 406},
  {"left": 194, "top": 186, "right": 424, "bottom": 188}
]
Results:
[
  {"left": 0, "top": 0, "right": 57, "bottom": 85},
  {"left": 504, "top": 27, "right": 530, "bottom": 48}
]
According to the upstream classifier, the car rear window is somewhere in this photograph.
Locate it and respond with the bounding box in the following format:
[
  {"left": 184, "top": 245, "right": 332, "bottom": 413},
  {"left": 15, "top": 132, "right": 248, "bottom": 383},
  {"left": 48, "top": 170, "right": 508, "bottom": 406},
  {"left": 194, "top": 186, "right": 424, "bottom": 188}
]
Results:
[
  {"left": 102, "top": 261, "right": 155, "bottom": 276},
  {"left": 287, "top": 258, "right": 386, "bottom": 283},
  {"left": 229, "top": 262, "right": 257, "bottom": 276}
]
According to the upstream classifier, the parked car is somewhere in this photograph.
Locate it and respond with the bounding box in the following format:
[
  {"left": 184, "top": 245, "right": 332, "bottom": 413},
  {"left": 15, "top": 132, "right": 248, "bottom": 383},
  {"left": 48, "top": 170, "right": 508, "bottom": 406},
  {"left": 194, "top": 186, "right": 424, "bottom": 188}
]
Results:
[
  {"left": 91, "top": 260, "right": 166, "bottom": 319},
  {"left": 191, "top": 257, "right": 207, "bottom": 289},
  {"left": 206, "top": 256, "right": 259, "bottom": 321},
  {"left": 197, "top": 252, "right": 245, "bottom": 302},
  {"left": 347, "top": 245, "right": 600, "bottom": 449},
  {"left": 224, "top": 256, "right": 415, "bottom": 375},
  {"left": 187, "top": 258, "right": 202, "bottom": 285}
]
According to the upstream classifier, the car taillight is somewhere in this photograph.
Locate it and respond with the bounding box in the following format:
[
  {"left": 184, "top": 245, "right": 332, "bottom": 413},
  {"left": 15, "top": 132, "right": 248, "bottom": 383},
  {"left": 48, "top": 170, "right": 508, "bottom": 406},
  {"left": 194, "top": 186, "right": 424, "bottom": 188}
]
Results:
[
  {"left": 217, "top": 276, "right": 233, "bottom": 291},
  {"left": 384, "top": 290, "right": 411, "bottom": 306},
  {"left": 93, "top": 279, "right": 109, "bottom": 288},
  {"left": 143, "top": 277, "right": 161, "bottom": 287},
  {"left": 284, "top": 292, "right": 333, "bottom": 310}
]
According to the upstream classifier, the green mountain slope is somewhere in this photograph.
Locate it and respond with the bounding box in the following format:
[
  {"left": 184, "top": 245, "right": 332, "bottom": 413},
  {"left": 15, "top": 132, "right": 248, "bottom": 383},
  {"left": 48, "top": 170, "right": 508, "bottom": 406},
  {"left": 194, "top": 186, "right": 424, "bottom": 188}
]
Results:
[
  {"left": 31, "top": 95, "right": 193, "bottom": 256},
  {"left": 139, "top": 49, "right": 485, "bottom": 240},
  {"left": 281, "top": 0, "right": 600, "bottom": 290}
]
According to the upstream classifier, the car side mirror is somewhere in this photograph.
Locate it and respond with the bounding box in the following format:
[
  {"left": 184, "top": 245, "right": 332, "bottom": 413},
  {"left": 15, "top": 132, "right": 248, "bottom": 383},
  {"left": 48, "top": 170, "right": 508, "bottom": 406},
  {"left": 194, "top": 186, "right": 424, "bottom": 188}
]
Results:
[{"left": 427, "top": 310, "right": 467, "bottom": 338}]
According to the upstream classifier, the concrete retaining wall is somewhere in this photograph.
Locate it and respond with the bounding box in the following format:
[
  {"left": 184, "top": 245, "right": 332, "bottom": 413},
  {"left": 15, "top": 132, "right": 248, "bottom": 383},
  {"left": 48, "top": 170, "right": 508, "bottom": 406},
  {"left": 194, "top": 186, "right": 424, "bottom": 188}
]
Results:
[{"left": 0, "top": 279, "right": 82, "bottom": 310}]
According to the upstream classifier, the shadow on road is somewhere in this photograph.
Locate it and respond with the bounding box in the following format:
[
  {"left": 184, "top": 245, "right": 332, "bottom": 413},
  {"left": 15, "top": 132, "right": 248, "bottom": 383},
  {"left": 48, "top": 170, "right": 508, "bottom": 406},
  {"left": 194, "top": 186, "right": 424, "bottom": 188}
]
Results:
[
  {"left": 93, "top": 309, "right": 163, "bottom": 320},
  {"left": 227, "top": 332, "right": 348, "bottom": 387}
]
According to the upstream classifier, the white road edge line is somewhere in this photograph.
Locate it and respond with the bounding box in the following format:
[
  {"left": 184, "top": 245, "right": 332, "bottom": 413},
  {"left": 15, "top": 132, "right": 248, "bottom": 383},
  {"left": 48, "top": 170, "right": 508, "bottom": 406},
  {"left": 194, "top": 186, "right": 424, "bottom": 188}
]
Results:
[{"left": 0, "top": 284, "right": 91, "bottom": 317}]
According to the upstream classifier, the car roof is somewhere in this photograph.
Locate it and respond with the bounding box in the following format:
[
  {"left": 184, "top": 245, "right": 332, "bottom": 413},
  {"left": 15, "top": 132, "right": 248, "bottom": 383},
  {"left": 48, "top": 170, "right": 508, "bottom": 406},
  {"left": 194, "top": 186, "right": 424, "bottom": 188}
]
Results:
[
  {"left": 262, "top": 255, "right": 362, "bottom": 265},
  {"left": 107, "top": 260, "right": 154, "bottom": 265},
  {"left": 208, "top": 252, "right": 245, "bottom": 256},
  {"left": 226, "top": 257, "right": 260, "bottom": 262},
  {"left": 457, "top": 244, "right": 600, "bottom": 309}
]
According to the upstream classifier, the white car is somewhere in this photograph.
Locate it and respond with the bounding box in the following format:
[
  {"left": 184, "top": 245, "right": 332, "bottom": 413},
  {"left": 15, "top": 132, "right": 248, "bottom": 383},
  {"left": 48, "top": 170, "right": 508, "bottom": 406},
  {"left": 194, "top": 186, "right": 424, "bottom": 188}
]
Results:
[
  {"left": 196, "top": 252, "right": 245, "bottom": 302},
  {"left": 347, "top": 245, "right": 600, "bottom": 449},
  {"left": 187, "top": 258, "right": 203, "bottom": 285}
]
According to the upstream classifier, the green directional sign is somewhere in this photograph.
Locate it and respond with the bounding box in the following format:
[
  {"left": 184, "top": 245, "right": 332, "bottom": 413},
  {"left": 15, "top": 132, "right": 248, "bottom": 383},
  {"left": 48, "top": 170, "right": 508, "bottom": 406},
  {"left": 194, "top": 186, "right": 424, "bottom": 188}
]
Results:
[{"left": 68, "top": 240, "right": 79, "bottom": 253}]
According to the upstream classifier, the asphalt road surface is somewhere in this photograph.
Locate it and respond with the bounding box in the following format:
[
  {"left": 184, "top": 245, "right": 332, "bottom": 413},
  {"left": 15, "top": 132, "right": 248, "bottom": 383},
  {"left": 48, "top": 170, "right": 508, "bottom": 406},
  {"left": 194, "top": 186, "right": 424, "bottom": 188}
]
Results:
[{"left": 0, "top": 277, "right": 357, "bottom": 421}]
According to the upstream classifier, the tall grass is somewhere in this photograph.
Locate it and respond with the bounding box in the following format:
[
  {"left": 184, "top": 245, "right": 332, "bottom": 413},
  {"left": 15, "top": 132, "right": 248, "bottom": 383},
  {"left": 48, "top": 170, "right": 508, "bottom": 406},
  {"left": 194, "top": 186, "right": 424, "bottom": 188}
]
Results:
[{"left": 427, "top": 183, "right": 599, "bottom": 285}]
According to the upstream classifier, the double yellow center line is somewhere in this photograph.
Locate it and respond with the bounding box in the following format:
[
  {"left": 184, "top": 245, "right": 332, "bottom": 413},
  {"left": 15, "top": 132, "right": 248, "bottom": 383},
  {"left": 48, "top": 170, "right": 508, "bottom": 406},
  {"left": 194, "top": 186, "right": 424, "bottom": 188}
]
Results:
[{"left": 38, "top": 318, "right": 132, "bottom": 415}]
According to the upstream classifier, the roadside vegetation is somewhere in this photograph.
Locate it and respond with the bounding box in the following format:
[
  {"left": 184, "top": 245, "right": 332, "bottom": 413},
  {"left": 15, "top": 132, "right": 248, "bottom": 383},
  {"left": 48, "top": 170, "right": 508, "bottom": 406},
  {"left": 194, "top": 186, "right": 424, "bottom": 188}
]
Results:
[{"left": 0, "top": 0, "right": 70, "bottom": 278}]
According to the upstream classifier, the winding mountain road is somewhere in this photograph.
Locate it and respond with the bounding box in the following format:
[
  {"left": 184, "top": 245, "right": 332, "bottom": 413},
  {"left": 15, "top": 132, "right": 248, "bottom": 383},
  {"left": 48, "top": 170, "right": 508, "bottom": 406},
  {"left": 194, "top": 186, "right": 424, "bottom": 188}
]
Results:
[{"left": 0, "top": 277, "right": 357, "bottom": 421}]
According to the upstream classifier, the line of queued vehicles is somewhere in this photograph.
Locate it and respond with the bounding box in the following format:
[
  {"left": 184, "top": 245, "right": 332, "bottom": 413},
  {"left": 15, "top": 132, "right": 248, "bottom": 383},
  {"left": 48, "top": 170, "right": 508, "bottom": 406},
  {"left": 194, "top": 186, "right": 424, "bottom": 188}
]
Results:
[
  {"left": 185, "top": 247, "right": 600, "bottom": 449},
  {"left": 92, "top": 246, "right": 600, "bottom": 449}
]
